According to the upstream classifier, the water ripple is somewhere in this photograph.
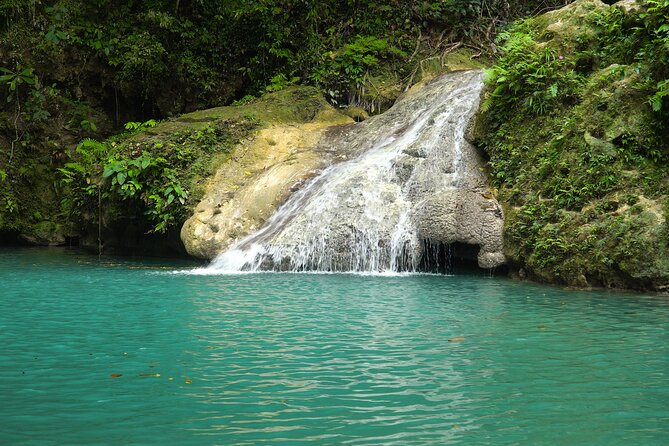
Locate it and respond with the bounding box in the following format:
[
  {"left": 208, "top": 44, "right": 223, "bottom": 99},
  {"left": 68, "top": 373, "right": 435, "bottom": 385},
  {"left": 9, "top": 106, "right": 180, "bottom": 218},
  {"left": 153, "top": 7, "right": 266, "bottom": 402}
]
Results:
[{"left": 0, "top": 249, "right": 668, "bottom": 445}]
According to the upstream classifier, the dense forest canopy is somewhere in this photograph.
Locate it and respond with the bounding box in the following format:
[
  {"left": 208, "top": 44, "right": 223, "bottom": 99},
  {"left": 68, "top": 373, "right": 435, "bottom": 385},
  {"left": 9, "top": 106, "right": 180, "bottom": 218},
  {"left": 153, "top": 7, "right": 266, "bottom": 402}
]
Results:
[{"left": 1, "top": 0, "right": 572, "bottom": 119}]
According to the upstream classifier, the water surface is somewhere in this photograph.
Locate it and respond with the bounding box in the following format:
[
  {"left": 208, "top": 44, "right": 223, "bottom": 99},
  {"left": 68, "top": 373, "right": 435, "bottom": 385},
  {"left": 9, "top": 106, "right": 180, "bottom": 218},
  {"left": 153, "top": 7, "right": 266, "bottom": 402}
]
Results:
[{"left": 1, "top": 248, "right": 667, "bottom": 445}]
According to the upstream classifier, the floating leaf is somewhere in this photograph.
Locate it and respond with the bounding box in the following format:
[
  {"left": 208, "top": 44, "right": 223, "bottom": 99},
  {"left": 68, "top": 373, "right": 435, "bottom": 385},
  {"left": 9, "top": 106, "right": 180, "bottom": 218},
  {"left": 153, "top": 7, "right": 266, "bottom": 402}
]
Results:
[{"left": 111, "top": 373, "right": 123, "bottom": 378}]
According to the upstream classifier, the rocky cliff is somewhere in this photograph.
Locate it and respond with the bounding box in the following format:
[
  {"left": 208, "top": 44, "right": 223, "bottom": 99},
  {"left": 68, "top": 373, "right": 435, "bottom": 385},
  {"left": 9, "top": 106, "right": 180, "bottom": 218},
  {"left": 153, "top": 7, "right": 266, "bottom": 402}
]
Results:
[{"left": 471, "top": 0, "right": 669, "bottom": 291}]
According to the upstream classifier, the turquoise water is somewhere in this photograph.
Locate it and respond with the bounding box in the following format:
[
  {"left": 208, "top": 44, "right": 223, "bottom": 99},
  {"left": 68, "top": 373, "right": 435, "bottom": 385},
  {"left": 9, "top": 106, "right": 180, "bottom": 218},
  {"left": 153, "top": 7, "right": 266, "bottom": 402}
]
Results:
[{"left": 1, "top": 248, "right": 668, "bottom": 445}]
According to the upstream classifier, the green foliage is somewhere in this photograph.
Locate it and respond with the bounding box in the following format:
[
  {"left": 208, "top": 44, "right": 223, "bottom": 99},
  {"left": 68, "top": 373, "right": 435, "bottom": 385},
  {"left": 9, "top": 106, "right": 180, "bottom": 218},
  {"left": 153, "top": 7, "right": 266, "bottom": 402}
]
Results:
[
  {"left": 59, "top": 116, "right": 259, "bottom": 234},
  {"left": 101, "top": 154, "right": 188, "bottom": 232},
  {"left": 311, "top": 35, "right": 406, "bottom": 103},
  {"left": 487, "top": 1, "right": 669, "bottom": 123},
  {"left": 0, "top": 65, "right": 37, "bottom": 100},
  {"left": 231, "top": 95, "right": 256, "bottom": 106},
  {"left": 650, "top": 79, "right": 669, "bottom": 112},
  {"left": 108, "top": 32, "right": 167, "bottom": 96},
  {"left": 0, "top": 167, "right": 16, "bottom": 216},
  {"left": 263, "top": 73, "right": 300, "bottom": 93},
  {"left": 59, "top": 123, "right": 188, "bottom": 233},
  {"left": 483, "top": 27, "right": 581, "bottom": 118},
  {"left": 594, "top": 0, "right": 669, "bottom": 116},
  {"left": 477, "top": 1, "right": 669, "bottom": 290},
  {"left": 80, "top": 119, "right": 97, "bottom": 132},
  {"left": 3, "top": 0, "right": 573, "bottom": 118},
  {"left": 0, "top": 0, "right": 38, "bottom": 28},
  {"left": 124, "top": 119, "right": 156, "bottom": 132},
  {"left": 0, "top": 0, "right": 575, "bottom": 247}
]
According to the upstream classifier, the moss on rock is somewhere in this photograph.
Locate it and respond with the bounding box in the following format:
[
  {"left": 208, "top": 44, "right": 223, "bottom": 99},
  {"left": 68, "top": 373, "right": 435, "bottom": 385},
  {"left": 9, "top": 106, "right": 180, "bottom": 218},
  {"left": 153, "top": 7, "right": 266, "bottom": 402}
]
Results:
[
  {"left": 56, "top": 86, "right": 350, "bottom": 255},
  {"left": 180, "top": 93, "right": 352, "bottom": 259},
  {"left": 473, "top": 0, "right": 669, "bottom": 291}
]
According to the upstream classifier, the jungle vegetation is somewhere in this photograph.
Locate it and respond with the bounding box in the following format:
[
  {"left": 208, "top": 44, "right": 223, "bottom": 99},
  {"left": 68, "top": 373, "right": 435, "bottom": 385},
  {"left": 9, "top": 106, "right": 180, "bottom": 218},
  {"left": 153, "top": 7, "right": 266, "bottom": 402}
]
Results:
[
  {"left": 2, "top": 0, "right": 667, "bottom": 290},
  {"left": 474, "top": 0, "right": 669, "bottom": 290},
  {"left": 0, "top": 0, "right": 572, "bottom": 246}
]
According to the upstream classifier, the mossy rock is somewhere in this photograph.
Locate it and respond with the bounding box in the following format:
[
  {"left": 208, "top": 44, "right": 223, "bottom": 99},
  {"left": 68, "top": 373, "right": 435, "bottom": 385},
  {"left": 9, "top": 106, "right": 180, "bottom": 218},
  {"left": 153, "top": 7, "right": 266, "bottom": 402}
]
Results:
[
  {"left": 475, "top": 0, "right": 669, "bottom": 291},
  {"left": 441, "top": 48, "right": 489, "bottom": 72},
  {"left": 147, "top": 86, "right": 332, "bottom": 136},
  {"left": 349, "top": 48, "right": 488, "bottom": 115},
  {"left": 349, "top": 70, "right": 404, "bottom": 114},
  {"left": 20, "top": 221, "right": 65, "bottom": 246},
  {"left": 531, "top": 0, "right": 609, "bottom": 52},
  {"left": 50, "top": 86, "right": 351, "bottom": 255},
  {"left": 180, "top": 93, "right": 353, "bottom": 259},
  {"left": 107, "top": 86, "right": 341, "bottom": 211},
  {"left": 340, "top": 106, "right": 369, "bottom": 122}
]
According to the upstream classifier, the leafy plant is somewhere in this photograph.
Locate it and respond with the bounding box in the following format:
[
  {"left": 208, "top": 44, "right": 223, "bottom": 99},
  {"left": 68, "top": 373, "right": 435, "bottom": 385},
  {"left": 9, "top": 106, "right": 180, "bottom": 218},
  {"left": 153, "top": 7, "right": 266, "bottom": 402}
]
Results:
[
  {"left": 0, "top": 65, "right": 37, "bottom": 100},
  {"left": 311, "top": 35, "right": 406, "bottom": 103},
  {"left": 80, "top": 119, "right": 97, "bottom": 132},
  {"left": 124, "top": 119, "right": 156, "bottom": 132},
  {"left": 59, "top": 137, "right": 189, "bottom": 233},
  {"left": 650, "top": 79, "right": 669, "bottom": 112},
  {"left": 482, "top": 28, "right": 581, "bottom": 119},
  {"left": 102, "top": 154, "right": 188, "bottom": 232},
  {"left": 58, "top": 115, "right": 258, "bottom": 235},
  {"left": 263, "top": 73, "right": 300, "bottom": 93}
]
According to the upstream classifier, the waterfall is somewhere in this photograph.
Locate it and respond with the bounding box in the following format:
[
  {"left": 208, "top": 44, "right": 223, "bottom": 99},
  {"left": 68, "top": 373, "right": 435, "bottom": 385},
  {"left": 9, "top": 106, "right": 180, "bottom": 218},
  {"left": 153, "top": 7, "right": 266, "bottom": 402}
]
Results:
[{"left": 206, "top": 71, "right": 491, "bottom": 273}]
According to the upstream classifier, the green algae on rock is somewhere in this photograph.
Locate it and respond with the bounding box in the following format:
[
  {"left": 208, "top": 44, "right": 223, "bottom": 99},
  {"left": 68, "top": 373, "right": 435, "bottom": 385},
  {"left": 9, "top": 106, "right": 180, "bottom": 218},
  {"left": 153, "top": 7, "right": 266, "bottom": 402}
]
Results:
[{"left": 472, "top": 0, "right": 669, "bottom": 291}]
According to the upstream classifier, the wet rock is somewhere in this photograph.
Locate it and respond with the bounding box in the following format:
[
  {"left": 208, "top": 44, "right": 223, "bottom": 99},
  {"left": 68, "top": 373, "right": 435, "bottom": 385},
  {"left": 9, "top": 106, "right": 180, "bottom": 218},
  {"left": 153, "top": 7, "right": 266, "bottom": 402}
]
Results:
[
  {"left": 200, "top": 71, "right": 506, "bottom": 271},
  {"left": 181, "top": 110, "right": 354, "bottom": 259},
  {"left": 20, "top": 221, "right": 66, "bottom": 246}
]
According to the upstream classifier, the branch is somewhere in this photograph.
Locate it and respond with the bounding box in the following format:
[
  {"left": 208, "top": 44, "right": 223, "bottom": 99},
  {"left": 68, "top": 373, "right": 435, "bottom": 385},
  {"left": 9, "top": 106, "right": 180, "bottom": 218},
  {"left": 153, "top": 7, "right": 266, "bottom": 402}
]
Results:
[{"left": 407, "top": 30, "right": 422, "bottom": 64}]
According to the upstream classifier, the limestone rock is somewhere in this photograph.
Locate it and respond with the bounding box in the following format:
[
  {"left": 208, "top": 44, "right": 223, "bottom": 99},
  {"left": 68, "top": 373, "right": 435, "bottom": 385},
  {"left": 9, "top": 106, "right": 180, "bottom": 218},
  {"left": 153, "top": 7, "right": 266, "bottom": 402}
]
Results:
[
  {"left": 181, "top": 111, "right": 354, "bottom": 259},
  {"left": 615, "top": 0, "right": 642, "bottom": 13},
  {"left": 200, "top": 70, "right": 506, "bottom": 271}
]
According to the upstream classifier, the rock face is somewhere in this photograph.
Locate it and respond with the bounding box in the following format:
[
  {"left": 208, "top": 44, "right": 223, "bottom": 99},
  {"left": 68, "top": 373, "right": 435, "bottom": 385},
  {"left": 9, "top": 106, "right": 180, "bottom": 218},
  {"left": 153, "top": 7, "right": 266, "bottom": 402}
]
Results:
[
  {"left": 181, "top": 109, "right": 354, "bottom": 259},
  {"left": 19, "top": 221, "right": 66, "bottom": 246},
  {"left": 198, "top": 70, "right": 506, "bottom": 272},
  {"left": 470, "top": 0, "right": 669, "bottom": 291},
  {"left": 415, "top": 190, "right": 504, "bottom": 269}
]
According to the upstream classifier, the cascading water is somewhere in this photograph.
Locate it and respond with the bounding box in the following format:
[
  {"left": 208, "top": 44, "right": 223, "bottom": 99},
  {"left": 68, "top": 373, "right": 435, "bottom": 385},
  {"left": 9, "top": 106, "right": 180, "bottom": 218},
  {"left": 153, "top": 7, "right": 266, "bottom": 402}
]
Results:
[{"left": 206, "top": 70, "right": 499, "bottom": 273}]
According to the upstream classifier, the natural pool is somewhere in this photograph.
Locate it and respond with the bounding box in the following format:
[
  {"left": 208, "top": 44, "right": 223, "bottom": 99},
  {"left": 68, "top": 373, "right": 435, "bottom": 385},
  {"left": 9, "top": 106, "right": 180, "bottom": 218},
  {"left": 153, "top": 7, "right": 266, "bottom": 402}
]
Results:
[{"left": 1, "top": 248, "right": 667, "bottom": 445}]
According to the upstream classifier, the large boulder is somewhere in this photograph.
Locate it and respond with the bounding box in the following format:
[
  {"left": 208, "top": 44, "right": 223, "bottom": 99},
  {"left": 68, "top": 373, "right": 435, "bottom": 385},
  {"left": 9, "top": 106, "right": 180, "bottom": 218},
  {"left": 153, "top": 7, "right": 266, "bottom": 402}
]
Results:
[
  {"left": 195, "top": 71, "right": 506, "bottom": 271},
  {"left": 471, "top": 0, "right": 669, "bottom": 290},
  {"left": 181, "top": 102, "right": 353, "bottom": 259}
]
